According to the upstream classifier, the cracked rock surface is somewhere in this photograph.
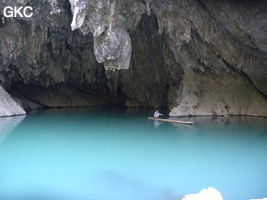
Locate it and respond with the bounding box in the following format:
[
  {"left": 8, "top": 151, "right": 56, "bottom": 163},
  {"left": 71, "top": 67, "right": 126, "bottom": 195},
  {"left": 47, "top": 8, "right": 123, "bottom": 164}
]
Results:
[{"left": 0, "top": 0, "right": 266, "bottom": 117}]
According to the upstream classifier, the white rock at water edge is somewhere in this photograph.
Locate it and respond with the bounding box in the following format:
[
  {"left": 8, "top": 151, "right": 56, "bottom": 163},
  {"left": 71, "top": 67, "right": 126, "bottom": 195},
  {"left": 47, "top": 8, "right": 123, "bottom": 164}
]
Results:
[{"left": 181, "top": 187, "right": 223, "bottom": 200}]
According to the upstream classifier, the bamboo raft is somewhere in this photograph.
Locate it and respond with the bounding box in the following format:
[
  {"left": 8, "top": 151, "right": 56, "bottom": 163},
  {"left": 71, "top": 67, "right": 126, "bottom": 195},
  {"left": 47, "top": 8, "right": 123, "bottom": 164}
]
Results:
[{"left": 148, "top": 117, "right": 193, "bottom": 125}]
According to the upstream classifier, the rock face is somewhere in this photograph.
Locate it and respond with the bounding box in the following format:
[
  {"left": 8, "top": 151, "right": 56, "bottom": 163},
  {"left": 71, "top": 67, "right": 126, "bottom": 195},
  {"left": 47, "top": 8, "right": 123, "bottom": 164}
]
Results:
[
  {"left": 0, "top": 85, "right": 25, "bottom": 117},
  {"left": 69, "top": 0, "right": 132, "bottom": 70},
  {"left": 0, "top": 0, "right": 266, "bottom": 117}
]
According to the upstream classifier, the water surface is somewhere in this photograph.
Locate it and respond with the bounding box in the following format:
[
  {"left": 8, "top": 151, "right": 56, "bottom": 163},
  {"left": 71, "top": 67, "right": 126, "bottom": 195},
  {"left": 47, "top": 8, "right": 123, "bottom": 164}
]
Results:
[{"left": 0, "top": 108, "right": 267, "bottom": 200}]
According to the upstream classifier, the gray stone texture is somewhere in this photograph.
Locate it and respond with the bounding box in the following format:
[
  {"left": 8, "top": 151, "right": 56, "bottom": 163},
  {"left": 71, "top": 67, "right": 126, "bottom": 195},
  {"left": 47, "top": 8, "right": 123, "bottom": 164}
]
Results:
[{"left": 0, "top": 0, "right": 266, "bottom": 117}]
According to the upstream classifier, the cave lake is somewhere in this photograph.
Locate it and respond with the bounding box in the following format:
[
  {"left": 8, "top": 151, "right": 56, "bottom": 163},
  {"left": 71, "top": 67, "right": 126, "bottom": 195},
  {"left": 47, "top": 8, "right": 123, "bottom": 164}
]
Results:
[{"left": 0, "top": 108, "right": 267, "bottom": 200}]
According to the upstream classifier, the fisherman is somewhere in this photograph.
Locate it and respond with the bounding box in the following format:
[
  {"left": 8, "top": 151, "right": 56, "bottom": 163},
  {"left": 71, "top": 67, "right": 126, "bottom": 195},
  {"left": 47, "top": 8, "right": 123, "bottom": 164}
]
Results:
[{"left": 154, "top": 110, "right": 163, "bottom": 119}]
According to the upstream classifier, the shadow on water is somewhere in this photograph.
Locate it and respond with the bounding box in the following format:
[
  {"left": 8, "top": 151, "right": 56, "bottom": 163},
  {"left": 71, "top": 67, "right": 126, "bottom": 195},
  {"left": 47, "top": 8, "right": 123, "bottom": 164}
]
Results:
[{"left": 0, "top": 108, "right": 267, "bottom": 200}]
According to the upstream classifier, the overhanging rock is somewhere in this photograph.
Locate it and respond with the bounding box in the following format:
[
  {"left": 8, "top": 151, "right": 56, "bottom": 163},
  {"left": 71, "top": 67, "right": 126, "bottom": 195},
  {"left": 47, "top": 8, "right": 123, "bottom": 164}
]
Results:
[{"left": 69, "top": 0, "right": 132, "bottom": 71}]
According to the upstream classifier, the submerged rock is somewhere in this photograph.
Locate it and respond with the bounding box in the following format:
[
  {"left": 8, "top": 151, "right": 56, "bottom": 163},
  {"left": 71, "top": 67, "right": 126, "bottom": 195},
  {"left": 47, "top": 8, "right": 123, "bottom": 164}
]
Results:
[{"left": 0, "top": 86, "right": 25, "bottom": 117}]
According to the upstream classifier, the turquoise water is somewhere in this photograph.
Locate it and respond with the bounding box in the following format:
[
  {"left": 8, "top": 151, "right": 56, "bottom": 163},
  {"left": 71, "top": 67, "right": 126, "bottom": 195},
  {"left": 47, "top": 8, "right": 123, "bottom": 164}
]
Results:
[{"left": 0, "top": 108, "right": 267, "bottom": 200}]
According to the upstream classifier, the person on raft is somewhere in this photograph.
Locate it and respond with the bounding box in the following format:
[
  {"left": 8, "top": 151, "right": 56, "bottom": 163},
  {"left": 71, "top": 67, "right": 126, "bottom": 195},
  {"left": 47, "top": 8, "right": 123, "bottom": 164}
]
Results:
[{"left": 154, "top": 110, "right": 163, "bottom": 119}]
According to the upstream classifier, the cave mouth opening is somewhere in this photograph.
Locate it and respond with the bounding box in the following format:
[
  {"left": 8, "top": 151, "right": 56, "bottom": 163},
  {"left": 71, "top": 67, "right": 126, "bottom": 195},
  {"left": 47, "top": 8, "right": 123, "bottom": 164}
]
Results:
[
  {"left": 107, "top": 13, "right": 182, "bottom": 113},
  {"left": 8, "top": 81, "right": 115, "bottom": 112},
  {"left": 6, "top": 13, "right": 180, "bottom": 115}
]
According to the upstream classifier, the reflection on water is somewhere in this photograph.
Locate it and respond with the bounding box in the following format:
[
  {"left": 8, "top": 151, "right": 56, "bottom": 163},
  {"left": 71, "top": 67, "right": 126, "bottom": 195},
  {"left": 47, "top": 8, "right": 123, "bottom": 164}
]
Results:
[
  {"left": 0, "top": 108, "right": 267, "bottom": 200},
  {"left": 153, "top": 120, "right": 163, "bottom": 128},
  {"left": 0, "top": 116, "right": 25, "bottom": 144}
]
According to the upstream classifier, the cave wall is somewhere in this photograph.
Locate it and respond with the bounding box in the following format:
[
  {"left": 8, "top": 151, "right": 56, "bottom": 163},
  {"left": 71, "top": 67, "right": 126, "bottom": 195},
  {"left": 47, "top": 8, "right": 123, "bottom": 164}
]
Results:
[
  {"left": 0, "top": 0, "right": 108, "bottom": 110},
  {"left": 150, "top": 0, "right": 267, "bottom": 116},
  {"left": 106, "top": 14, "right": 182, "bottom": 108},
  {"left": 0, "top": 0, "right": 266, "bottom": 117}
]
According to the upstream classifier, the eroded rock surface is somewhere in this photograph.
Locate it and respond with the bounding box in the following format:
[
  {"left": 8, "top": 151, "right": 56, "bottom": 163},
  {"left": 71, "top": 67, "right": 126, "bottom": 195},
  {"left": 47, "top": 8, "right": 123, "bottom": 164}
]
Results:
[
  {"left": 150, "top": 0, "right": 267, "bottom": 117},
  {"left": 69, "top": 0, "right": 132, "bottom": 70},
  {"left": 0, "top": 0, "right": 266, "bottom": 117}
]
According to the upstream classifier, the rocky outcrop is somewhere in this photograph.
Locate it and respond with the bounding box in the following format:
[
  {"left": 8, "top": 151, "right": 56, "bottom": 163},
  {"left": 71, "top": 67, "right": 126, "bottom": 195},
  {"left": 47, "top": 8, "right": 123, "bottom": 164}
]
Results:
[
  {"left": 0, "top": 0, "right": 266, "bottom": 117},
  {"left": 154, "top": 0, "right": 267, "bottom": 117},
  {"left": 0, "top": 85, "right": 25, "bottom": 117},
  {"left": 0, "top": 0, "right": 109, "bottom": 109}
]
